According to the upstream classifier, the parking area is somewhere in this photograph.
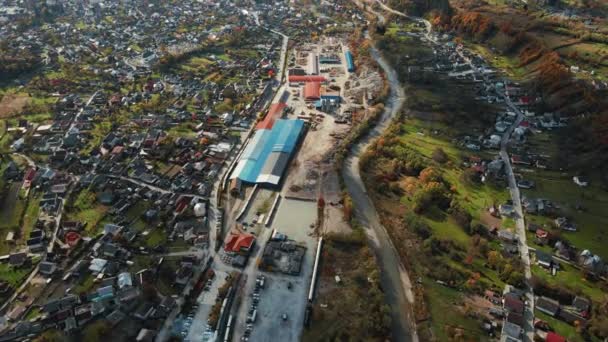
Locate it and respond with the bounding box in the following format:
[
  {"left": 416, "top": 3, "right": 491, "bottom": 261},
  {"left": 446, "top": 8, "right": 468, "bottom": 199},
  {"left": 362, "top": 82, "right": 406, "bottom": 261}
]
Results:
[
  {"left": 233, "top": 198, "right": 317, "bottom": 342},
  {"left": 184, "top": 269, "right": 230, "bottom": 342}
]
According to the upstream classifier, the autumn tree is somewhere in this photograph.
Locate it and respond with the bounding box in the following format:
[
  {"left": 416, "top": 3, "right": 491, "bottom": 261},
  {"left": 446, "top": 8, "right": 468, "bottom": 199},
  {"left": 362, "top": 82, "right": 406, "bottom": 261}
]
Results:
[
  {"left": 343, "top": 193, "right": 353, "bottom": 222},
  {"left": 419, "top": 167, "right": 442, "bottom": 184},
  {"left": 487, "top": 250, "right": 501, "bottom": 269},
  {"left": 432, "top": 147, "right": 448, "bottom": 164}
]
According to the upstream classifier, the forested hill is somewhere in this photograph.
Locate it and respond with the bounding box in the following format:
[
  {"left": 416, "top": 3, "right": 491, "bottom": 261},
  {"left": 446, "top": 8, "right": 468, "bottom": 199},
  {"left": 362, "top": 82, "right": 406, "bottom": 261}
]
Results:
[{"left": 387, "top": 0, "right": 452, "bottom": 16}]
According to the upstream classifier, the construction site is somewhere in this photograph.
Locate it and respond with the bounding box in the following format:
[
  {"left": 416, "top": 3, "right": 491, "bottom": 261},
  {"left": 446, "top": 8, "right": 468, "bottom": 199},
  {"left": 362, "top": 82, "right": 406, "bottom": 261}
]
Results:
[{"left": 259, "top": 234, "right": 307, "bottom": 275}]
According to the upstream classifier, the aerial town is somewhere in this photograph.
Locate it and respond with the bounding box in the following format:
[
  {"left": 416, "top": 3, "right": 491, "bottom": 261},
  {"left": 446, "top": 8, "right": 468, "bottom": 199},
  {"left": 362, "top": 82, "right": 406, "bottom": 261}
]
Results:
[{"left": 0, "top": 0, "right": 607, "bottom": 342}]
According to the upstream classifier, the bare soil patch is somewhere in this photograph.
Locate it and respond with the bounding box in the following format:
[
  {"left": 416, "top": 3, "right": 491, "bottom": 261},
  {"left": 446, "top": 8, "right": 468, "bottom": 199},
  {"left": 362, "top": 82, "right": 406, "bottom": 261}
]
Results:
[
  {"left": 479, "top": 211, "right": 501, "bottom": 229},
  {"left": 0, "top": 93, "right": 30, "bottom": 118}
]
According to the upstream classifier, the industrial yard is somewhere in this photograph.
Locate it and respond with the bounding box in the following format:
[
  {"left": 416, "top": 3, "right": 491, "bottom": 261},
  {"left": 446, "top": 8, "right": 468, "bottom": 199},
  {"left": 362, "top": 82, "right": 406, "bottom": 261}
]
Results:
[{"left": 222, "top": 37, "right": 367, "bottom": 341}]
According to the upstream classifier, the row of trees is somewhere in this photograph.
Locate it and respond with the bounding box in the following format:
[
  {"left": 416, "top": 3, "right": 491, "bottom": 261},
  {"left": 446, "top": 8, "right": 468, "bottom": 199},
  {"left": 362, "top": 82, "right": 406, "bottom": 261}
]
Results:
[{"left": 0, "top": 53, "right": 40, "bottom": 82}]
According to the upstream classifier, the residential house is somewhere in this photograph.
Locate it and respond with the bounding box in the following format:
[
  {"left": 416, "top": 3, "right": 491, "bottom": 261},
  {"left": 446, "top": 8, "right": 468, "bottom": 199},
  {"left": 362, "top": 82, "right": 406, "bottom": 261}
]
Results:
[
  {"left": 498, "top": 230, "right": 517, "bottom": 243},
  {"left": 133, "top": 302, "right": 155, "bottom": 320},
  {"left": 175, "top": 264, "right": 193, "bottom": 286},
  {"left": 117, "top": 272, "right": 133, "bottom": 289},
  {"left": 502, "top": 321, "right": 523, "bottom": 342},
  {"left": 106, "top": 309, "right": 126, "bottom": 326},
  {"left": 572, "top": 296, "right": 590, "bottom": 317},
  {"left": 224, "top": 231, "right": 255, "bottom": 255},
  {"left": 8, "top": 253, "right": 28, "bottom": 268},
  {"left": 510, "top": 154, "right": 532, "bottom": 166},
  {"left": 5, "top": 232, "right": 14, "bottom": 245},
  {"left": 572, "top": 176, "right": 588, "bottom": 187},
  {"left": 3, "top": 162, "right": 21, "bottom": 180},
  {"left": 136, "top": 328, "right": 157, "bottom": 342},
  {"left": 579, "top": 250, "right": 604, "bottom": 275},
  {"left": 39, "top": 261, "right": 58, "bottom": 276},
  {"left": 536, "top": 296, "right": 560, "bottom": 317},
  {"left": 535, "top": 250, "right": 553, "bottom": 269},
  {"left": 158, "top": 296, "right": 176, "bottom": 315},
  {"left": 498, "top": 204, "right": 515, "bottom": 217},
  {"left": 103, "top": 223, "right": 123, "bottom": 237},
  {"left": 503, "top": 293, "right": 524, "bottom": 315},
  {"left": 89, "top": 258, "right": 108, "bottom": 274},
  {"left": 74, "top": 304, "right": 93, "bottom": 326},
  {"left": 554, "top": 241, "right": 575, "bottom": 261},
  {"left": 535, "top": 229, "right": 549, "bottom": 245},
  {"left": 545, "top": 332, "right": 566, "bottom": 342},
  {"left": 95, "top": 286, "right": 115, "bottom": 302},
  {"left": 557, "top": 308, "right": 585, "bottom": 325},
  {"left": 554, "top": 217, "right": 576, "bottom": 232}
]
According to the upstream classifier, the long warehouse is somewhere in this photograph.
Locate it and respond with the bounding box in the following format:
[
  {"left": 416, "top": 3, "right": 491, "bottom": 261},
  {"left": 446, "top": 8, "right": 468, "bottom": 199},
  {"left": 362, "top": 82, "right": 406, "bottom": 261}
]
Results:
[{"left": 231, "top": 106, "right": 305, "bottom": 186}]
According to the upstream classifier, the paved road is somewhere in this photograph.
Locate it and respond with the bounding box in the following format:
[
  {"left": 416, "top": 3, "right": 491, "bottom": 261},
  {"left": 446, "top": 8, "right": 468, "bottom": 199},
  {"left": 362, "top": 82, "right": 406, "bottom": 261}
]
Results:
[
  {"left": 102, "top": 174, "right": 208, "bottom": 201},
  {"left": 499, "top": 100, "right": 535, "bottom": 342},
  {"left": 342, "top": 41, "right": 418, "bottom": 342},
  {"left": 64, "top": 90, "right": 100, "bottom": 139},
  {"left": 453, "top": 46, "right": 535, "bottom": 341},
  {"left": 157, "top": 13, "right": 292, "bottom": 342}
]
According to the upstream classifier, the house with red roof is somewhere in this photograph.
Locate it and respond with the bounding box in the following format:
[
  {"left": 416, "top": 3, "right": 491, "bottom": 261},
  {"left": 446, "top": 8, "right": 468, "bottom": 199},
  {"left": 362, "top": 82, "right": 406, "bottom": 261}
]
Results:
[
  {"left": 23, "top": 168, "right": 37, "bottom": 189},
  {"left": 224, "top": 231, "right": 255, "bottom": 255},
  {"left": 504, "top": 293, "right": 524, "bottom": 314},
  {"left": 519, "top": 96, "right": 532, "bottom": 106},
  {"left": 545, "top": 332, "right": 566, "bottom": 342}
]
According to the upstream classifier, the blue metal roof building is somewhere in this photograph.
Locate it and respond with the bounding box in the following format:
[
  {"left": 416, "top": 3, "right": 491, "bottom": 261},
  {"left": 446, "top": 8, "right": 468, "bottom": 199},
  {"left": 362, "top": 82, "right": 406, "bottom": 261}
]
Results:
[
  {"left": 231, "top": 119, "right": 305, "bottom": 186},
  {"left": 345, "top": 51, "right": 355, "bottom": 73}
]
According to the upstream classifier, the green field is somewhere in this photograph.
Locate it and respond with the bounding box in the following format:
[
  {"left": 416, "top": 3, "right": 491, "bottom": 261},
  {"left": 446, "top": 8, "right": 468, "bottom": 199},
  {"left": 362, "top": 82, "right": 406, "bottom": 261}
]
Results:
[
  {"left": 532, "top": 264, "right": 607, "bottom": 302},
  {"left": 144, "top": 229, "right": 166, "bottom": 248},
  {"left": 74, "top": 274, "right": 96, "bottom": 295},
  {"left": 0, "top": 183, "right": 26, "bottom": 255},
  {"left": 397, "top": 120, "right": 509, "bottom": 239},
  {"left": 521, "top": 170, "right": 608, "bottom": 259},
  {"left": 65, "top": 189, "right": 109, "bottom": 235},
  {"left": 20, "top": 193, "right": 41, "bottom": 243},
  {"left": 166, "top": 123, "right": 197, "bottom": 138},
  {"left": 424, "top": 279, "right": 486, "bottom": 341},
  {"left": 0, "top": 263, "right": 31, "bottom": 287}
]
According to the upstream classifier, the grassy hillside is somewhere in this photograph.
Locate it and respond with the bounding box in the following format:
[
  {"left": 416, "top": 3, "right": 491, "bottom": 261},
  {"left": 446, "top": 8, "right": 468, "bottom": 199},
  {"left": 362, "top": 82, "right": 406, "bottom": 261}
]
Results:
[
  {"left": 363, "top": 22, "right": 531, "bottom": 340},
  {"left": 388, "top": 0, "right": 452, "bottom": 16},
  {"left": 434, "top": 0, "right": 608, "bottom": 175}
]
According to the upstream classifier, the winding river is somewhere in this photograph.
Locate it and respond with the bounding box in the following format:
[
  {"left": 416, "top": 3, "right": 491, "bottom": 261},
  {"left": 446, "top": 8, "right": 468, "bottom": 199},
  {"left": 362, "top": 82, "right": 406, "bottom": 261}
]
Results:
[{"left": 341, "top": 36, "right": 418, "bottom": 341}]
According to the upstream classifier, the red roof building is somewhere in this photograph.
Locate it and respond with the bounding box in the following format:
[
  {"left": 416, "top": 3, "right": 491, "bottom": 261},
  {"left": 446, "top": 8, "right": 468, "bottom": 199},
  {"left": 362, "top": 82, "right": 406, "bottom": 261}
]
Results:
[
  {"left": 23, "top": 168, "right": 36, "bottom": 189},
  {"left": 224, "top": 232, "right": 255, "bottom": 254},
  {"left": 64, "top": 231, "right": 81, "bottom": 247},
  {"left": 23, "top": 168, "right": 36, "bottom": 182},
  {"left": 545, "top": 332, "right": 566, "bottom": 342},
  {"left": 304, "top": 82, "right": 321, "bottom": 101},
  {"left": 288, "top": 75, "right": 326, "bottom": 83},
  {"left": 520, "top": 96, "right": 532, "bottom": 104},
  {"left": 256, "top": 102, "right": 287, "bottom": 130},
  {"left": 536, "top": 229, "right": 549, "bottom": 240},
  {"left": 504, "top": 293, "right": 524, "bottom": 314},
  {"left": 111, "top": 146, "right": 124, "bottom": 155}
]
